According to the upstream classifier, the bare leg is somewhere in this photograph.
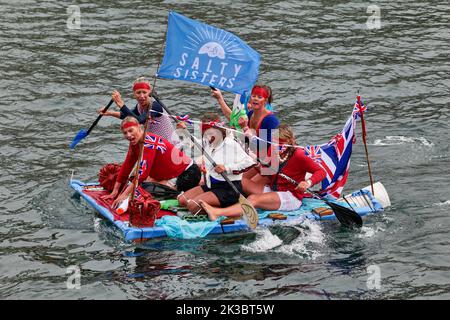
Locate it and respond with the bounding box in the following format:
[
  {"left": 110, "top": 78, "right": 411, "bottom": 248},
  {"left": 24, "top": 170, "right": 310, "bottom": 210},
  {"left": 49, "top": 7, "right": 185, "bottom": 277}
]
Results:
[
  {"left": 242, "top": 176, "right": 269, "bottom": 195},
  {"left": 178, "top": 186, "right": 204, "bottom": 207},
  {"left": 187, "top": 192, "right": 221, "bottom": 215},
  {"left": 144, "top": 176, "right": 176, "bottom": 190},
  {"left": 248, "top": 192, "right": 281, "bottom": 211},
  {"left": 200, "top": 192, "right": 282, "bottom": 221},
  {"left": 200, "top": 201, "right": 243, "bottom": 221},
  {"left": 243, "top": 167, "right": 258, "bottom": 179},
  {"left": 251, "top": 173, "right": 271, "bottom": 185}
]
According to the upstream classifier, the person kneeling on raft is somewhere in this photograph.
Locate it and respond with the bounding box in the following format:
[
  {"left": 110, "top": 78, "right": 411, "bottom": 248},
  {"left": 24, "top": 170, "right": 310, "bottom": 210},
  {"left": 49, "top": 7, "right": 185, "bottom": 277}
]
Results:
[
  {"left": 103, "top": 117, "right": 201, "bottom": 209},
  {"left": 178, "top": 112, "right": 256, "bottom": 216},
  {"left": 199, "top": 124, "right": 326, "bottom": 221}
]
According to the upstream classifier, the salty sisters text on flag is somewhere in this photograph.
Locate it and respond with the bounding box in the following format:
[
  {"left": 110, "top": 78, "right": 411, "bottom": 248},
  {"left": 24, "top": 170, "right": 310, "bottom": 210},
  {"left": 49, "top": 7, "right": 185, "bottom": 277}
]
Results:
[{"left": 157, "top": 11, "right": 260, "bottom": 94}]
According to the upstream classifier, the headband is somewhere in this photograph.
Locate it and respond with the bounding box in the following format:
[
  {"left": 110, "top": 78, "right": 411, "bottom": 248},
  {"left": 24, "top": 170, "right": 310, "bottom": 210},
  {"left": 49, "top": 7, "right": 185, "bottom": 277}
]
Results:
[
  {"left": 201, "top": 120, "right": 224, "bottom": 134},
  {"left": 251, "top": 86, "right": 269, "bottom": 99},
  {"left": 121, "top": 122, "right": 139, "bottom": 130},
  {"left": 133, "top": 82, "right": 151, "bottom": 92}
]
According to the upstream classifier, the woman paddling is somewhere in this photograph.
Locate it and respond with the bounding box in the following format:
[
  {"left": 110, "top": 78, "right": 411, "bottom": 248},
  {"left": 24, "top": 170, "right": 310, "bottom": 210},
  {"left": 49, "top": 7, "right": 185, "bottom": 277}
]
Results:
[
  {"left": 199, "top": 124, "right": 326, "bottom": 221},
  {"left": 98, "top": 77, "right": 179, "bottom": 145},
  {"left": 177, "top": 112, "right": 256, "bottom": 216}
]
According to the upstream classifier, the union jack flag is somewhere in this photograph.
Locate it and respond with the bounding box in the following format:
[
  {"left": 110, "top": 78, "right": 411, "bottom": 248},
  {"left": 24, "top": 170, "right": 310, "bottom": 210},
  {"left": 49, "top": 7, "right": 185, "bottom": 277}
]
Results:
[
  {"left": 144, "top": 134, "right": 167, "bottom": 153},
  {"left": 352, "top": 99, "right": 367, "bottom": 120},
  {"left": 138, "top": 160, "right": 147, "bottom": 177},
  {"left": 302, "top": 99, "right": 366, "bottom": 199},
  {"left": 134, "top": 187, "right": 142, "bottom": 200},
  {"left": 175, "top": 114, "right": 193, "bottom": 124},
  {"left": 331, "top": 133, "right": 345, "bottom": 159},
  {"left": 303, "top": 145, "right": 322, "bottom": 163}
]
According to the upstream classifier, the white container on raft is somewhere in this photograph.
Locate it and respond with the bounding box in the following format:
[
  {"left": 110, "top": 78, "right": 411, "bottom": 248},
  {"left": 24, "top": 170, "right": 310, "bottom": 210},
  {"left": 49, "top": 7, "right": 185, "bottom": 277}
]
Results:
[
  {"left": 116, "top": 198, "right": 129, "bottom": 215},
  {"left": 344, "top": 181, "right": 391, "bottom": 209}
]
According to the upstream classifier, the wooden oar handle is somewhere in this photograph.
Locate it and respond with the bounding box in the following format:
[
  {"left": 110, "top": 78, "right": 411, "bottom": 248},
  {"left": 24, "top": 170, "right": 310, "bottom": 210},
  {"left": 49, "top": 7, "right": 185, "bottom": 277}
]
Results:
[
  {"left": 278, "top": 172, "right": 324, "bottom": 200},
  {"left": 86, "top": 99, "right": 114, "bottom": 135}
]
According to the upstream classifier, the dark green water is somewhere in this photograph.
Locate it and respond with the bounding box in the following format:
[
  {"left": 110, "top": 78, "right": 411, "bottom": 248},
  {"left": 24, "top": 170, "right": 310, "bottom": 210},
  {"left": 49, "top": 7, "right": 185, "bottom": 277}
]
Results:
[{"left": 1, "top": 0, "right": 449, "bottom": 299}]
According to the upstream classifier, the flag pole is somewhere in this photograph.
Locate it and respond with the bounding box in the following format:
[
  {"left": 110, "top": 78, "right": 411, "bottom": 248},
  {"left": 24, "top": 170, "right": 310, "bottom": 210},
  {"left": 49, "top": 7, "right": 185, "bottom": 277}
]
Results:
[
  {"left": 357, "top": 94, "right": 375, "bottom": 195},
  {"left": 128, "top": 16, "right": 169, "bottom": 223}
]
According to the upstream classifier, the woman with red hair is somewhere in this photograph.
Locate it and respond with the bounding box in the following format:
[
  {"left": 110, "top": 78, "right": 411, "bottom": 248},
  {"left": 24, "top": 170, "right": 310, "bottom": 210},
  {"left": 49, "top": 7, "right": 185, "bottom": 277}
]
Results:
[{"left": 244, "top": 85, "right": 279, "bottom": 155}]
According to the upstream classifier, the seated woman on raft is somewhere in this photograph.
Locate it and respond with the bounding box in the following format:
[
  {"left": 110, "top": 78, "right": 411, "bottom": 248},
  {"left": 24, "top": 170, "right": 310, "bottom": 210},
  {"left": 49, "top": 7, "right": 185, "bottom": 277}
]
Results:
[
  {"left": 199, "top": 124, "right": 327, "bottom": 221},
  {"left": 177, "top": 112, "right": 256, "bottom": 216},
  {"left": 102, "top": 117, "right": 201, "bottom": 209}
]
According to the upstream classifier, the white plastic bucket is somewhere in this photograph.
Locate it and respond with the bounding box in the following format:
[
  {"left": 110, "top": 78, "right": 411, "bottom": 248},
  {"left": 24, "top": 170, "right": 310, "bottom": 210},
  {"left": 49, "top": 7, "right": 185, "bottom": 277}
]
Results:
[{"left": 344, "top": 182, "right": 391, "bottom": 209}]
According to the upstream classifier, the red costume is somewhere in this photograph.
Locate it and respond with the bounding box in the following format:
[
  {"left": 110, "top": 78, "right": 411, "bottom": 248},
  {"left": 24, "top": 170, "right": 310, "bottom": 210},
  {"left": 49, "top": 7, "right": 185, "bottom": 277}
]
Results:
[
  {"left": 116, "top": 133, "right": 192, "bottom": 185},
  {"left": 270, "top": 148, "right": 326, "bottom": 201}
]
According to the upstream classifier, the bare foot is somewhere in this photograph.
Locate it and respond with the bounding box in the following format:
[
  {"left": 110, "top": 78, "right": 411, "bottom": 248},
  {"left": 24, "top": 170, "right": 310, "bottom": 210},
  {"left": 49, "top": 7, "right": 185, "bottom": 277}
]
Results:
[{"left": 199, "top": 200, "right": 221, "bottom": 221}]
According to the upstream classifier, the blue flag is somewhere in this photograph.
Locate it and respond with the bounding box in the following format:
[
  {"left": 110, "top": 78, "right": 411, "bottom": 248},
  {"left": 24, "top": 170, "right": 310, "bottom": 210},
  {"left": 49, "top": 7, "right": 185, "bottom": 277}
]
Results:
[{"left": 157, "top": 11, "right": 260, "bottom": 94}]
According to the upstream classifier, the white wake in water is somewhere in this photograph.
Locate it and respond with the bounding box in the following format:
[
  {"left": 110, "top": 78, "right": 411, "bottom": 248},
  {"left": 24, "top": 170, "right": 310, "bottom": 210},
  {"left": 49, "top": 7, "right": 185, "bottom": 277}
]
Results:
[
  {"left": 372, "top": 135, "right": 433, "bottom": 147},
  {"left": 275, "top": 220, "right": 325, "bottom": 260},
  {"left": 433, "top": 200, "right": 450, "bottom": 207},
  {"left": 356, "top": 225, "right": 386, "bottom": 239},
  {"left": 241, "top": 229, "right": 283, "bottom": 253},
  {"left": 241, "top": 219, "right": 326, "bottom": 260}
]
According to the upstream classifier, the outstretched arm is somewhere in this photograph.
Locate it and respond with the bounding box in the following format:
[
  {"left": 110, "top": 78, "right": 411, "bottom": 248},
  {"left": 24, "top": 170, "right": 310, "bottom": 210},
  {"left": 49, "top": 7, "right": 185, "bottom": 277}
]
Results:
[
  {"left": 211, "top": 88, "right": 232, "bottom": 120},
  {"left": 97, "top": 107, "right": 121, "bottom": 118}
]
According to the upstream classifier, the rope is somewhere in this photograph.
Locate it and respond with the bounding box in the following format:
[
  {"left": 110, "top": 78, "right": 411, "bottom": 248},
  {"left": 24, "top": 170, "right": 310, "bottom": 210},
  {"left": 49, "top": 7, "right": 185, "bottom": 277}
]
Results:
[{"left": 148, "top": 109, "right": 304, "bottom": 149}]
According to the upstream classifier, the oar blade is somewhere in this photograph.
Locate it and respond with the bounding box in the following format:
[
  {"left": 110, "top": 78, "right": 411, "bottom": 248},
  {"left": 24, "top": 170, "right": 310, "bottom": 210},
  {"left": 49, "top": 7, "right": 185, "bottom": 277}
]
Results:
[
  {"left": 239, "top": 195, "right": 258, "bottom": 229},
  {"left": 326, "top": 201, "right": 363, "bottom": 228},
  {"left": 70, "top": 129, "right": 88, "bottom": 149}
]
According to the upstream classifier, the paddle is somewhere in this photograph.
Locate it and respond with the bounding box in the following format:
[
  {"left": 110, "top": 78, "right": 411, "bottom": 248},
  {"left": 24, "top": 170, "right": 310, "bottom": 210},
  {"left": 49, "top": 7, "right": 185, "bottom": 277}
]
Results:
[
  {"left": 277, "top": 172, "right": 362, "bottom": 228},
  {"left": 151, "top": 91, "right": 259, "bottom": 229},
  {"left": 255, "top": 156, "right": 362, "bottom": 228},
  {"left": 70, "top": 99, "right": 114, "bottom": 149}
]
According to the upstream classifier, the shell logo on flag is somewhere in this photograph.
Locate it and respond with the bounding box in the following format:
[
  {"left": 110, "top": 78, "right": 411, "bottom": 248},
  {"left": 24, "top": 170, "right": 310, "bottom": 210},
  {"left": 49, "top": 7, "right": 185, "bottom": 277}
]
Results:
[{"left": 198, "top": 42, "right": 226, "bottom": 59}]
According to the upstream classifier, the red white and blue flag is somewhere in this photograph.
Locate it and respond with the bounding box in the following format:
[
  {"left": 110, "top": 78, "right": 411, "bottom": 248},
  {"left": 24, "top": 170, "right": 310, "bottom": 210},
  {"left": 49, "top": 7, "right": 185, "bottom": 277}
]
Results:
[
  {"left": 138, "top": 160, "right": 147, "bottom": 178},
  {"left": 144, "top": 134, "right": 167, "bottom": 153},
  {"left": 302, "top": 100, "right": 367, "bottom": 198},
  {"left": 134, "top": 187, "right": 143, "bottom": 200},
  {"left": 303, "top": 145, "right": 322, "bottom": 163}
]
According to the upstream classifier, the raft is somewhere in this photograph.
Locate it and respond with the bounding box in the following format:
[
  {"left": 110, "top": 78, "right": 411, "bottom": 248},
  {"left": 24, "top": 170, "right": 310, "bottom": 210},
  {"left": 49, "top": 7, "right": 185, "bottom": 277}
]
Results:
[{"left": 70, "top": 179, "right": 390, "bottom": 242}]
